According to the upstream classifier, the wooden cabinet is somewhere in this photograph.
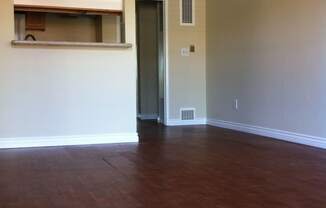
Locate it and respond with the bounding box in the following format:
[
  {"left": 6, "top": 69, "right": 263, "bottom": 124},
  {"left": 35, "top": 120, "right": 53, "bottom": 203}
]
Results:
[{"left": 25, "top": 12, "right": 45, "bottom": 31}]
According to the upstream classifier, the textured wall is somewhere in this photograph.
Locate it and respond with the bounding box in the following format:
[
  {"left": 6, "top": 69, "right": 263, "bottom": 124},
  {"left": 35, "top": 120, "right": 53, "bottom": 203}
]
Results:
[{"left": 206, "top": 0, "right": 326, "bottom": 137}]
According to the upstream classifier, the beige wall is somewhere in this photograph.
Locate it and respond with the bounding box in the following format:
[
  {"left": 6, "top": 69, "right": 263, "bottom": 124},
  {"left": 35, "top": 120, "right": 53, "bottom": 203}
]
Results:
[
  {"left": 206, "top": 0, "right": 326, "bottom": 137},
  {"left": 0, "top": 0, "right": 137, "bottom": 138},
  {"left": 102, "top": 15, "right": 120, "bottom": 43},
  {"left": 167, "top": 0, "right": 206, "bottom": 121}
]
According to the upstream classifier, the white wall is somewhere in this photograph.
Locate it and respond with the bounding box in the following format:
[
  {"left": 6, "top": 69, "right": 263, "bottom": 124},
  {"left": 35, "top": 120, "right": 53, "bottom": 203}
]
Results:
[
  {"left": 206, "top": 0, "right": 326, "bottom": 140},
  {"left": 0, "top": 0, "right": 137, "bottom": 147},
  {"left": 14, "top": 0, "right": 123, "bottom": 11}
]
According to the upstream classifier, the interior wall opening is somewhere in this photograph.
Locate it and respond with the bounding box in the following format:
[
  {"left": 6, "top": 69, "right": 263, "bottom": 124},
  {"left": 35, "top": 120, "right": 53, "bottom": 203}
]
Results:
[{"left": 136, "top": 0, "right": 165, "bottom": 124}]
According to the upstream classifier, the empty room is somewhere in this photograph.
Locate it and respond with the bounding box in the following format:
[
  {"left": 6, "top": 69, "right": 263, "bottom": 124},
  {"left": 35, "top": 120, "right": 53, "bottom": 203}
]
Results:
[{"left": 0, "top": 0, "right": 326, "bottom": 207}]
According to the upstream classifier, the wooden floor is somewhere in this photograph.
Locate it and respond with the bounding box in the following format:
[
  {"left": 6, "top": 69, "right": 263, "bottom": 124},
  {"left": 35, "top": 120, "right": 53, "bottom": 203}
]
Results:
[{"left": 1, "top": 121, "right": 326, "bottom": 208}]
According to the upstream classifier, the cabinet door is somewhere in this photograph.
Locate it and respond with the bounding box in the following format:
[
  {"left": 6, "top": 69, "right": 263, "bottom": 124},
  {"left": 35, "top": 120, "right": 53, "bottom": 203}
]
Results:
[
  {"left": 25, "top": 12, "right": 45, "bottom": 31},
  {"left": 26, "top": 12, "right": 45, "bottom": 31}
]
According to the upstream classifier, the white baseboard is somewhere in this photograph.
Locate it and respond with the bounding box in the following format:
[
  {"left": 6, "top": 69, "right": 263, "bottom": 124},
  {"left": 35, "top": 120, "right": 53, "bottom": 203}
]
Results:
[
  {"left": 207, "top": 118, "right": 326, "bottom": 149},
  {"left": 166, "top": 118, "right": 207, "bottom": 126},
  {"left": 137, "top": 114, "right": 158, "bottom": 120},
  {"left": 0, "top": 133, "right": 139, "bottom": 149}
]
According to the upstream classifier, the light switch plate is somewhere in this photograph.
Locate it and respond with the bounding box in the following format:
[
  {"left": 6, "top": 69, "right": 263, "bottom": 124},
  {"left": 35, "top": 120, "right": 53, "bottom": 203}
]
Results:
[{"left": 181, "top": 48, "right": 190, "bottom": 56}]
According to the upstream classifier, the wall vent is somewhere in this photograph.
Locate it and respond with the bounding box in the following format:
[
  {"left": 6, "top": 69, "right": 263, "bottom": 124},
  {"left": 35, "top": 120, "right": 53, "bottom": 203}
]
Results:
[
  {"left": 180, "top": 108, "right": 196, "bottom": 120},
  {"left": 180, "top": 0, "right": 195, "bottom": 26}
]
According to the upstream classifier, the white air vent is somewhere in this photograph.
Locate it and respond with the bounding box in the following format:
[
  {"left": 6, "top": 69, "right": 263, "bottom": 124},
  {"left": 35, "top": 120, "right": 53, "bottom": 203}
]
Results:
[
  {"left": 180, "top": 108, "right": 196, "bottom": 121},
  {"left": 180, "top": 0, "right": 195, "bottom": 26}
]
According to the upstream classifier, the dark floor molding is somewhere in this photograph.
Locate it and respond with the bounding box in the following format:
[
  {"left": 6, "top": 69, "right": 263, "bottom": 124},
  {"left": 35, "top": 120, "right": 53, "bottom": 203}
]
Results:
[
  {"left": 207, "top": 118, "right": 326, "bottom": 149},
  {"left": 137, "top": 114, "right": 159, "bottom": 120}
]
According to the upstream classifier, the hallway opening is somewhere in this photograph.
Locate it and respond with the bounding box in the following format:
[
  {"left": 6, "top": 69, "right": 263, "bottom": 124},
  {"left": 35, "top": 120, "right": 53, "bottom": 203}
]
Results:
[{"left": 136, "top": 0, "right": 165, "bottom": 124}]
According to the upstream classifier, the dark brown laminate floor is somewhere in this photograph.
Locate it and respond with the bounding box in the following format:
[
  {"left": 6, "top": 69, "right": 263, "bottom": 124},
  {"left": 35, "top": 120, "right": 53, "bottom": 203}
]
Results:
[{"left": 1, "top": 121, "right": 326, "bottom": 208}]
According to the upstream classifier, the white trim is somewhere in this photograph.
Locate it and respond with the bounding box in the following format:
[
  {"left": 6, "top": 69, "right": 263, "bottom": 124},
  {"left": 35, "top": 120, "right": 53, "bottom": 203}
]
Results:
[
  {"left": 14, "top": 0, "right": 124, "bottom": 11},
  {"left": 207, "top": 118, "right": 326, "bottom": 149},
  {"left": 180, "top": 0, "right": 195, "bottom": 26},
  {"left": 166, "top": 118, "right": 206, "bottom": 126},
  {"left": 0, "top": 133, "right": 139, "bottom": 149},
  {"left": 137, "top": 114, "right": 158, "bottom": 120},
  {"left": 163, "top": 0, "right": 170, "bottom": 125}
]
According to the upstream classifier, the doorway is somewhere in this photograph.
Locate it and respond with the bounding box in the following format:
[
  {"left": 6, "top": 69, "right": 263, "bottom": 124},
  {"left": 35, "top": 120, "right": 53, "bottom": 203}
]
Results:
[{"left": 136, "top": 0, "right": 165, "bottom": 124}]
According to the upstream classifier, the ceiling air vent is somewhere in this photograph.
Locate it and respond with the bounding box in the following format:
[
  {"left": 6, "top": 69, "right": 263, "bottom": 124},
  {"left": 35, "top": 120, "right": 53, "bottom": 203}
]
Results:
[
  {"left": 181, "top": 108, "right": 196, "bottom": 121},
  {"left": 180, "top": 0, "right": 195, "bottom": 26}
]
